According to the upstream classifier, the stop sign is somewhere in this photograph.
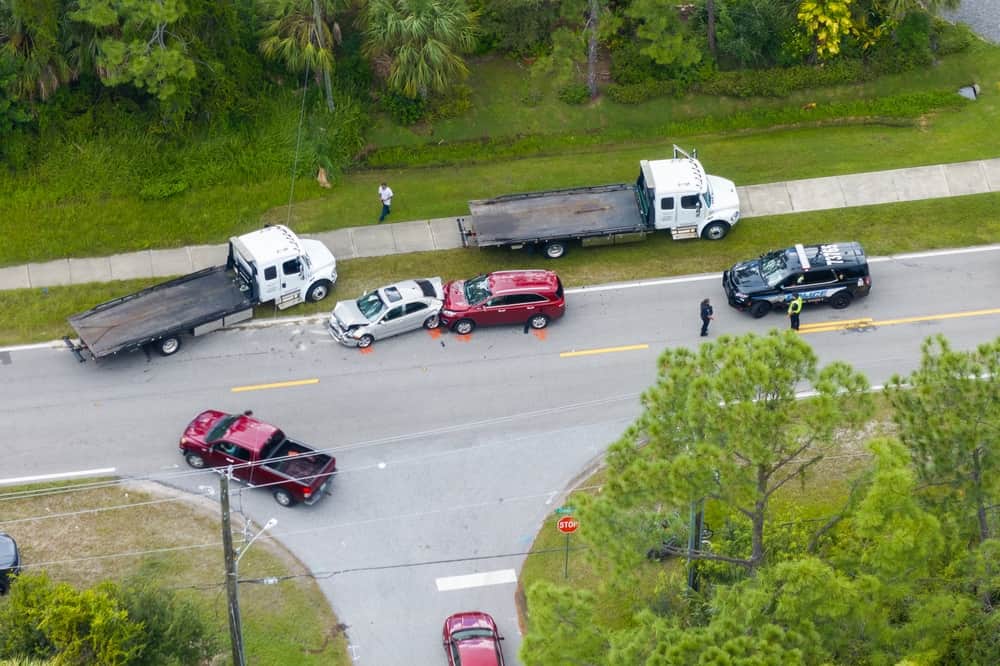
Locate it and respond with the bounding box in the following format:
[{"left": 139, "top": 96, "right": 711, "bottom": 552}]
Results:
[{"left": 557, "top": 516, "right": 579, "bottom": 534}]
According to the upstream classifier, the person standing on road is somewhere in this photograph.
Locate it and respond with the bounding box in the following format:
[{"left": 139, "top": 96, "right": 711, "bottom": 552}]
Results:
[
  {"left": 787, "top": 294, "right": 803, "bottom": 331},
  {"left": 700, "top": 298, "right": 714, "bottom": 336},
  {"left": 378, "top": 182, "right": 393, "bottom": 223}
]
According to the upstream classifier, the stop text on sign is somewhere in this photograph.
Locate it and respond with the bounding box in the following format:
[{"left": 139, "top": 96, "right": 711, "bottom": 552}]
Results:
[{"left": 557, "top": 516, "right": 579, "bottom": 534}]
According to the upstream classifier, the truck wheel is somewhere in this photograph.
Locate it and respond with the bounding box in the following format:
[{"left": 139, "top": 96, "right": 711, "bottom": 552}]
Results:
[
  {"left": 829, "top": 292, "right": 853, "bottom": 309},
  {"left": 543, "top": 241, "right": 568, "bottom": 259},
  {"left": 529, "top": 314, "right": 550, "bottom": 330},
  {"left": 357, "top": 334, "right": 375, "bottom": 349},
  {"left": 157, "top": 336, "right": 182, "bottom": 356},
  {"left": 423, "top": 314, "right": 440, "bottom": 329},
  {"left": 306, "top": 280, "right": 332, "bottom": 302},
  {"left": 453, "top": 319, "right": 476, "bottom": 335},
  {"left": 184, "top": 453, "right": 206, "bottom": 469},
  {"left": 273, "top": 489, "right": 296, "bottom": 507},
  {"left": 701, "top": 222, "right": 730, "bottom": 241},
  {"left": 749, "top": 301, "right": 771, "bottom": 318}
]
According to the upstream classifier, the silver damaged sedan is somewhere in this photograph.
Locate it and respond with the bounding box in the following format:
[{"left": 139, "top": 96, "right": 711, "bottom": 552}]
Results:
[{"left": 328, "top": 277, "right": 444, "bottom": 348}]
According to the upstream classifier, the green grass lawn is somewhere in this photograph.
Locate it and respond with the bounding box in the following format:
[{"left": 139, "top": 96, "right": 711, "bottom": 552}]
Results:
[
  {"left": 2, "top": 46, "right": 999, "bottom": 267},
  {"left": 3, "top": 191, "right": 999, "bottom": 346},
  {"left": 0, "top": 481, "right": 348, "bottom": 665}
]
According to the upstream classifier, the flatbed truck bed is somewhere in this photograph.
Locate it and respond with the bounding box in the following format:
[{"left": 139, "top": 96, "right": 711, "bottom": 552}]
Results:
[
  {"left": 459, "top": 184, "right": 649, "bottom": 248},
  {"left": 67, "top": 265, "right": 254, "bottom": 360}
]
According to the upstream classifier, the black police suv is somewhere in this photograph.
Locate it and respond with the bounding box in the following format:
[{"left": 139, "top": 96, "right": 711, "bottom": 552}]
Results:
[{"left": 723, "top": 242, "right": 872, "bottom": 318}]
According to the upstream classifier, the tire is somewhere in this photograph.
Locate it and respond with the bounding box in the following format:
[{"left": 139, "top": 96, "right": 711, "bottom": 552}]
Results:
[
  {"left": 829, "top": 291, "right": 852, "bottom": 309},
  {"left": 749, "top": 301, "right": 771, "bottom": 319},
  {"left": 306, "top": 280, "right": 332, "bottom": 303},
  {"left": 357, "top": 334, "right": 375, "bottom": 349},
  {"left": 184, "top": 452, "right": 206, "bottom": 469},
  {"left": 529, "top": 314, "right": 549, "bottom": 330},
  {"left": 423, "top": 314, "right": 440, "bottom": 329},
  {"left": 453, "top": 319, "right": 476, "bottom": 335},
  {"left": 701, "top": 222, "right": 730, "bottom": 241},
  {"left": 157, "top": 336, "right": 181, "bottom": 356},
  {"left": 273, "top": 489, "right": 295, "bottom": 507},
  {"left": 543, "top": 241, "right": 567, "bottom": 259}
]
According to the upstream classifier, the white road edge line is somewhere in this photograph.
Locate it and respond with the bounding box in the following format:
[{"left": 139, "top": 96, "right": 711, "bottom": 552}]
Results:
[
  {"left": 6, "top": 244, "right": 1000, "bottom": 355},
  {"left": 0, "top": 467, "right": 117, "bottom": 486},
  {"left": 435, "top": 569, "right": 517, "bottom": 592}
]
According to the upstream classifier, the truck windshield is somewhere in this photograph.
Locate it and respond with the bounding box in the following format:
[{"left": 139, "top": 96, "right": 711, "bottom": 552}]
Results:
[
  {"left": 759, "top": 250, "right": 792, "bottom": 287},
  {"left": 231, "top": 245, "right": 254, "bottom": 291},
  {"left": 635, "top": 170, "right": 653, "bottom": 223},
  {"left": 207, "top": 415, "right": 240, "bottom": 442},
  {"left": 463, "top": 275, "right": 492, "bottom": 305},
  {"left": 356, "top": 291, "right": 385, "bottom": 319},
  {"left": 703, "top": 180, "right": 714, "bottom": 208}
]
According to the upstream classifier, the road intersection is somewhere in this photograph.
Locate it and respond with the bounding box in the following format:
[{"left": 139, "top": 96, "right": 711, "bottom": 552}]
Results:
[{"left": 3, "top": 244, "right": 1000, "bottom": 664}]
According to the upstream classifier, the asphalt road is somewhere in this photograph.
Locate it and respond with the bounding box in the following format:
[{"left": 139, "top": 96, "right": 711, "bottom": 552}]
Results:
[{"left": 3, "top": 244, "right": 1000, "bottom": 665}]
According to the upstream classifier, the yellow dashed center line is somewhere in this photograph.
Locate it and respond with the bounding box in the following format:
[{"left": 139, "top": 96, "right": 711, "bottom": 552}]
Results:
[
  {"left": 798, "top": 307, "right": 1000, "bottom": 334},
  {"left": 560, "top": 344, "right": 650, "bottom": 358},
  {"left": 231, "top": 378, "right": 320, "bottom": 393}
]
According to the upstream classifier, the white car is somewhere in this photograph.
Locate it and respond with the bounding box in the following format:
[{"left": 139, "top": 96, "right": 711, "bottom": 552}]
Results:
[{"left": 328, "top": 278, "right": 444, "bottom": 348}]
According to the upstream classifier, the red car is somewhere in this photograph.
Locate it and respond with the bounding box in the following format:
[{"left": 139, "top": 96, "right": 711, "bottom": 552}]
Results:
[
  {"left": 440, "top": 270, "right": 565, "bottom": 335},
  {"left": 442, "top": 611, "right": 505, "bottom": 666}
]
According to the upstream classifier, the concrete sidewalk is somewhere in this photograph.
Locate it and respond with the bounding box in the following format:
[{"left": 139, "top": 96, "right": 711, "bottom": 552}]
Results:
[{"left": 2, "top": 157, "right": 999, "bottom": 292}]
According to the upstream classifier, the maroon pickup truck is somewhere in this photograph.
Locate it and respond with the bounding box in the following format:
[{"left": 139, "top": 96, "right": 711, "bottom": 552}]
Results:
[{"left": 180, "top": 410, "right": 337, "bottom": 507}]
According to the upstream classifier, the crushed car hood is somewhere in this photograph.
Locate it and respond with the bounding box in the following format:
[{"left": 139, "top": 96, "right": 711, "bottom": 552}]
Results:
[{"left": 332, "top": 300, "right": 370, "bottom": 328}]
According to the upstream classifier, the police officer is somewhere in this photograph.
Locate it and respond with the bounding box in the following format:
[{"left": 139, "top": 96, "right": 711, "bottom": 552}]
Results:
[
  {"left": 787, "top": 294, "right": 803, "bottom": 331},
  {"left": 700, "top": 298, "right": 714, "bottom": 337}
]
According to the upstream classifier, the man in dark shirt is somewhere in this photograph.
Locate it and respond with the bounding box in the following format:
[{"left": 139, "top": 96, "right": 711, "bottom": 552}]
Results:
[{"left": 700, "top": 298, "right": 714, "bottom": 337}]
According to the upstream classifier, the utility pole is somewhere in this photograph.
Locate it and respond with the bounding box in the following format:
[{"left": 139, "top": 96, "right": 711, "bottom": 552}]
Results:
[{"left": 221, "top": 469, "right": 245, "bottom": 666}]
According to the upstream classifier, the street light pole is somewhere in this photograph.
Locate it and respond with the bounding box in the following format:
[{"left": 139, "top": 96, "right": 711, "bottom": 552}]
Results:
[{"left": 220, "top": 468, "right": 277, "bottom": 666}]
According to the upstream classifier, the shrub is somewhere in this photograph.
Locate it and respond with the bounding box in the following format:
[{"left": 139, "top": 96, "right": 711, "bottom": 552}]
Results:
[
  {"left": 610, "top": 41, "right": 661, "bottom": 85},
  {"left": 427, "top": 85, "right": 473, "bottom": 120},
  {"left": 697, "top": 60, "right": 869, "bottom": 98},
  {"left": 381, "top": 91, "right": 427, "bottom": 125},
  {"left": 713, "top": 0, "right": 796, "bottom": 69},
  {"left": 931, "top": 16, "right": 975, "bottom": 56},
  {"left": 558, "top": 83, "right": 591, "bottom": 105},
  {"left": 0, "top": 573, "right": 217, "bottom": 666},
  {"left": 606, "top": 79, "right": 683, "bottom": 104}
]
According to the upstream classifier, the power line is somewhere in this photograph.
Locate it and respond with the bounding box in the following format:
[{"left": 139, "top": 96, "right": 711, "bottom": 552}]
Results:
[
  {"left": 0, "top": 393, "right": 638, "bottom": 505},
  {"left": 0, "top": 405, "right": 634, "bottom": 526},
  {"left": 14, "top": 483, "right": 604, "bottom": 572}
]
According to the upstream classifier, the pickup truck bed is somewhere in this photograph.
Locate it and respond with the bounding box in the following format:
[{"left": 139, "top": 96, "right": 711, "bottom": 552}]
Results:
[
  {"left": 459, "top": 183, "right": 648, "bottom": 247},
  {"left": 68, "top": 266, "right": 254, "bottom": 358},
  {"left": 266, "top": 440, "right": 335, "bottom": 481}
]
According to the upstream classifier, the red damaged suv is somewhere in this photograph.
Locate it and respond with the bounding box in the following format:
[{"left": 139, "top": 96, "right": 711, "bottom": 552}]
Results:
[{"left": 440, "top": 270, "right": 565, "bottom": 335}]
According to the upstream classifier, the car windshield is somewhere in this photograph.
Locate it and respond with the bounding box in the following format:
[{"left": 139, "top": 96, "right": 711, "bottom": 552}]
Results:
[
  {"left": 356, "top": 291, "right": 385, "bottom": 319},
  {"left": 206, "top": 415, "right": 239, "bottom": 442},
  {"left": 758, "top": 249, "right": 793, "bottom": 288},
  {"left": 452, "top": 628, "right": 495, "bottom": 641},
  {"left": 463, "top": 275, "right": 492, "bottom": 305}
]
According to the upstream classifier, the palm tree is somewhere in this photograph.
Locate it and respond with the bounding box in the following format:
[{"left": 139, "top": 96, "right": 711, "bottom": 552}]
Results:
[
  {"left": 363, "top": 0, "right": 477, "bottom": 100},
  {"left": 0, "top": 0, "right": 70, "bottom": 101},
  {"left": 259, "top": 0, "right": 343, "bottom": 111}
]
